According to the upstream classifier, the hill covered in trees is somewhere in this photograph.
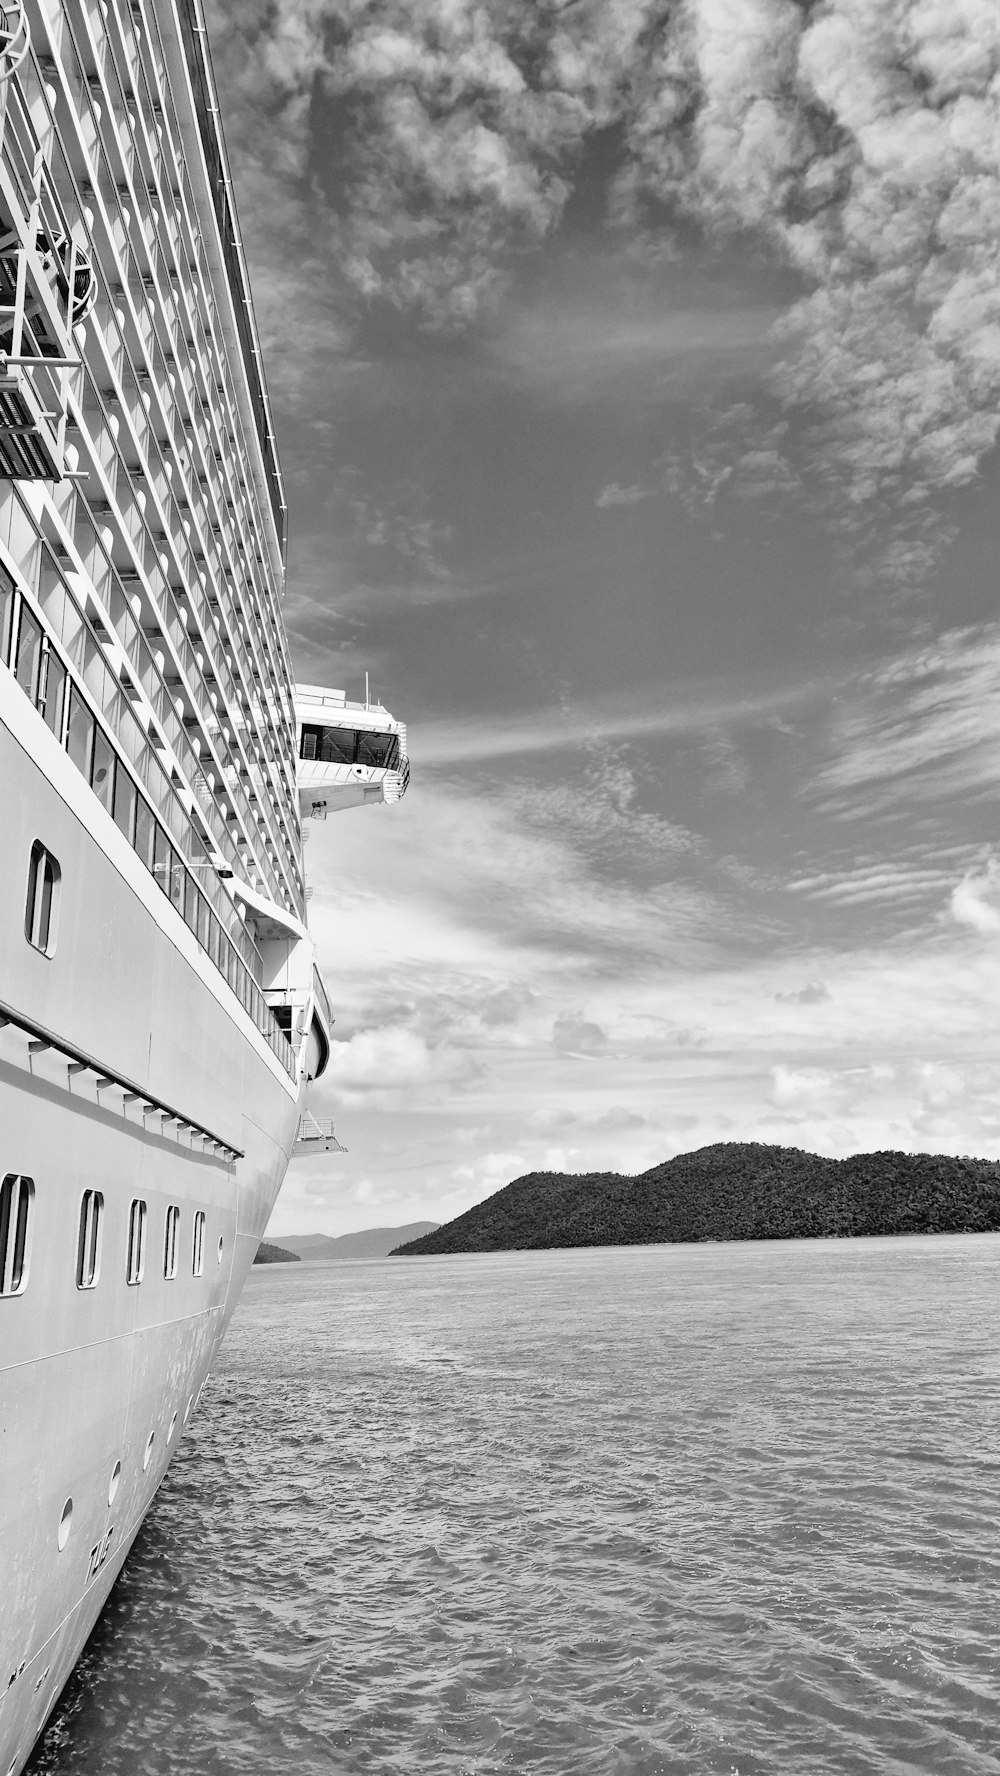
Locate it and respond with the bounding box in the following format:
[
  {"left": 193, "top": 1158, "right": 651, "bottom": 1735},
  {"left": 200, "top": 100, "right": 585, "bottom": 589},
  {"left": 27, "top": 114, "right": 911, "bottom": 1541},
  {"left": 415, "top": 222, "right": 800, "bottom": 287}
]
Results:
[
  {"left": 254, "top": 1241, "right": 301, "bottom": 1264},
  {"left": 391, "top": 1144, "right": 1000, "bottom": 1255}
]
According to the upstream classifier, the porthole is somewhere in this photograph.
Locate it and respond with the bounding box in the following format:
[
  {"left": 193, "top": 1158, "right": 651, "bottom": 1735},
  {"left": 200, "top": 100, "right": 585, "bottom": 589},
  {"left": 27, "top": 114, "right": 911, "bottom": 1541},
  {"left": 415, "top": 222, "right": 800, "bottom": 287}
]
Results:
[
  {"left": 142, "top": 1432, "right": 154, "bottom": 1471},
  {"left": 167, "top": 1412, "right": 177, "bottom": 1442},
  {"left": 108, "top": 1460, "right": 121, "bottom": 1505},
  {"left": 76, "top": 1190, "right": 104, "bottom": 1289},
  {"left": 217, "top": 1234, "right": 223, "bottom": 1265},
  {"left": 24, "top": 840, "right": 60, "bottom": 956},
  {"left": 57, "top": 1497, "right": 73, "bottom": 1550},
  {"left": 0, "top": 1174, "right": 33, "bottom": 1296}
]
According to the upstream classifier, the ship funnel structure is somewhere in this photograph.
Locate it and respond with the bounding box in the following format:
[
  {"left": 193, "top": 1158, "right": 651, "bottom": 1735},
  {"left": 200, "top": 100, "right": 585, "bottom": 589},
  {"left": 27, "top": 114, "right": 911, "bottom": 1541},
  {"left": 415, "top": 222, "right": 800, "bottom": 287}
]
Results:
[{"left": 295, "top": 683, "right": 410, "bottom": 820}]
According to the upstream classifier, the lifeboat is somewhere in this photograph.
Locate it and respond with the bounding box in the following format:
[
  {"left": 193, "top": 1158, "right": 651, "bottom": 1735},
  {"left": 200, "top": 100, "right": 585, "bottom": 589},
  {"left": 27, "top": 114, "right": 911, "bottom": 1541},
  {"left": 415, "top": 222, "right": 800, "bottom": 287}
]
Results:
[{"left": 295, "top": 683, "right": 409, "bottom": 819}]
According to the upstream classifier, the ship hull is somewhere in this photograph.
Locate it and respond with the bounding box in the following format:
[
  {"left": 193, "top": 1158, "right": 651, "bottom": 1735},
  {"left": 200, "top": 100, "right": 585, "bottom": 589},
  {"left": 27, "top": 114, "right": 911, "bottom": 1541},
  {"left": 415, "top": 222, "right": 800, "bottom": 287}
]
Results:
[{"left": 0, "top": 679, "right": 303, "bottom": 1775}]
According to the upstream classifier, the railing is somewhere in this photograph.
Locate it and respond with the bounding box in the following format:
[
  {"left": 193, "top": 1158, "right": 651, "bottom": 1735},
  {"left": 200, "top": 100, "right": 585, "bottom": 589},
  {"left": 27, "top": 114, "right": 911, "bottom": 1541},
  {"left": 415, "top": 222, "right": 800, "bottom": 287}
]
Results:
[{"left": 0, "top": 993, "right": 244, "bottom": 1160}]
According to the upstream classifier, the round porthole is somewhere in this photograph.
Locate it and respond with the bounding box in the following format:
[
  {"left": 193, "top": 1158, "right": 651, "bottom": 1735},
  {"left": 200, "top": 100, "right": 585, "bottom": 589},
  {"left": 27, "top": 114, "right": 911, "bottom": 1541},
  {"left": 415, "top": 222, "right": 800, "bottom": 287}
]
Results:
[
  {"left": 217, "top": 1236, "right": 224, "bottom": 1264},
  {"left": 142, "top": 1432, "right": 155, "bottom": 1471},
  {"left": 108, "top": 1460, "right": 121, "bottom": 1505},
  {"left": 167, "top": 1412, "right": 177, "bottom": 1442},
  {"left": 57, "top": 1498, "right": 73, "bottom": 1550}
]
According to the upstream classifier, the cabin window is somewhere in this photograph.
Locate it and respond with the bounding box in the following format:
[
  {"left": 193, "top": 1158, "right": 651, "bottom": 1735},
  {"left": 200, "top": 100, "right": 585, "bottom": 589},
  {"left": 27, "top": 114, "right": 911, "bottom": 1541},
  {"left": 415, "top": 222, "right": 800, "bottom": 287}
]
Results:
[
  {"left": 299, "top": 723, "right": 400, "bottom": 770},
  {"left": 0, "top": 1174, "right": 33, "bottom": 1296},
  {"left": 91, "top": 727, "right": 115, "bottom": 812},
  {"left": 113, "top": 765, "right": 137, "bottom": 843},
  {"left": 163, "top": 1204, "right": 179, "bottom": 1279},
  {"left": 134, "top": 796, "right": 156, "bottom": 870},
  {"left": 0, "top": 571, "right": 14, "bottom": 665},
  {"left": 14, "top": 601, "right": 42, "bottom": 704},
  {"left": 192, "top": 1211, "right": 205, "bottom": 1276},
  {"left": 356, "top": 730, "right": 400, "bottom": 770},
  {"left": 41, "top": 648, "right": 67, "bottom": 738},
  {"left": 66, "top": 684, "right": 95, "bottom": 781},
  {"left": 25, "top": 841, "right": 60, "bottom": 955},
  {"left": 126, "top": 1198, "right": 147, "bottom": 1285},
  {"left": 76, "top": 1190, "right": 104, "bottom": 1289},
  {"left": 300, "top": 723, "right": 355, "bottom": 766}
]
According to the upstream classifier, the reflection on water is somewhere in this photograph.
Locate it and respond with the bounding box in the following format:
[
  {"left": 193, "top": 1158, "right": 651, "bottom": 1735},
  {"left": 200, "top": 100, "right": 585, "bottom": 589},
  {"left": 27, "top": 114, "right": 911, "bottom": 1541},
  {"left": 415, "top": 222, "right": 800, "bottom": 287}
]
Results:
[{"left": 28, "top": 1235, "right": 1000, "bottom": 1775}]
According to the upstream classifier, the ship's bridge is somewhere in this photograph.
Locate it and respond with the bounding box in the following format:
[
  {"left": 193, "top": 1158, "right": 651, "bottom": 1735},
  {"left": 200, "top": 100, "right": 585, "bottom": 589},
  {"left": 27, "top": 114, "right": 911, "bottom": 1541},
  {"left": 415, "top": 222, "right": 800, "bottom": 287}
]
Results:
[{"left": 295, "top": 684, "right": 409, "bottom": 819}]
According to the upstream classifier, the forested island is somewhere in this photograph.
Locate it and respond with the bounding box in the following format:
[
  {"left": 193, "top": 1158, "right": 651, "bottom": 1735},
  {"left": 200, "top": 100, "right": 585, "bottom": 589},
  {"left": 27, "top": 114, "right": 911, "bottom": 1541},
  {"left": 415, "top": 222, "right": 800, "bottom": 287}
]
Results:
[
  {"left": 391, "top": 1143, "right": 1000, "bottom": 1255},
  {"left": 254, "top": 1241, "right": 301, "bottom": 1264}
]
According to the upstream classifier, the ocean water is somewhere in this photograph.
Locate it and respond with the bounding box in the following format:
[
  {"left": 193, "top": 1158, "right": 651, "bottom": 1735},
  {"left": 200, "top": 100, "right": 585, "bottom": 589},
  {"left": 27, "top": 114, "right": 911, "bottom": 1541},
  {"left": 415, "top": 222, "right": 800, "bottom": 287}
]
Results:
[{"left": 28, "top": 1236, "right": 1000, "bottom": 1776}]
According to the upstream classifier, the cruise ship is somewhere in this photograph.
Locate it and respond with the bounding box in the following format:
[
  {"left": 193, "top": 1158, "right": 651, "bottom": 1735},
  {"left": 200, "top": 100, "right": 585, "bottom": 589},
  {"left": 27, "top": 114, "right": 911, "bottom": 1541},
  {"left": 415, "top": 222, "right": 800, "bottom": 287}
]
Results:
[{"left": 0, "top": 3, "right": 408, "bottom": 1770}]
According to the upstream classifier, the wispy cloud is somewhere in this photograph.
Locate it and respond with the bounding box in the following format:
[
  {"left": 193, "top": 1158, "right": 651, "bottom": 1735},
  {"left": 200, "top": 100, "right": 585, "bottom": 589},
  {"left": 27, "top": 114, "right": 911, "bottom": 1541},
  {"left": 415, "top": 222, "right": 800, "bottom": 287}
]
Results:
[
  {"left": 414, "top": 675, "right": 827, "bottom": 765},
  {"left": 811, "top": 625, "right": 1000, "bottom": 813}
]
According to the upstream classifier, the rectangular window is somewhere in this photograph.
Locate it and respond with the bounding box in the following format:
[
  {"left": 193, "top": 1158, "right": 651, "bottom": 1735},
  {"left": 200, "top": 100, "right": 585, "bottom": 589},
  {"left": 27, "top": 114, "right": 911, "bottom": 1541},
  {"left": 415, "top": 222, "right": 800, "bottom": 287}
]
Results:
[
  {"left": 76, "top": 1189, "right": 104, "bottom": 1289},
  {"left": 0, "top": 572, "right": 14, "bottom": 666},
  {"left": 25, "top": 840, "right": 60, "bottom": 955},
  {"left": 134, "top": 796, "right": 156, "bottom": 869},
  {"left": 14, "top": 601, "right": 42, "bottom": 704},
  {"left": 151, "top": 820, "right": 170, "bottom": 894},
  {"left": 91, "top": 726, "right": 115, "bottom": 812},
  {"left": 163, "top": 1204, "right": 179, "bottom": 1279},
  {"left": 42, "top": 649, "right": 67, "bottom": 738},
  {"left": 0, "top": 1174, "right": 33, "bottom": 1296},
  {"left": 113, "top": 765, "right": 137, "bottom": 843},
  {"left": 192, "top": 1210, "right": 205, "bottom": 1276},
  {"left": 356, "top": 731, "right": 400, "bottom": 770},
  {"left": 126, "top": 1198, "right": 146, "bottom": 1285},
  {"left": 66, "top": 684, "right": 95, "bottom": 781},
  {"left": 183, "top": 868, "right": 199, "bottom": 933}
]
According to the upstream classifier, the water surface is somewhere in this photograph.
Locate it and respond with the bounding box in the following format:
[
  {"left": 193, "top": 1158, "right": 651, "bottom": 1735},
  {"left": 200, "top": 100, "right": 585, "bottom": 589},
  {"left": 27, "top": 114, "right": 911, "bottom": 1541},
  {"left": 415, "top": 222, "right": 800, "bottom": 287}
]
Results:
[{"left": 30, "top": 1236, "right": 1000, "bottom": 1774}]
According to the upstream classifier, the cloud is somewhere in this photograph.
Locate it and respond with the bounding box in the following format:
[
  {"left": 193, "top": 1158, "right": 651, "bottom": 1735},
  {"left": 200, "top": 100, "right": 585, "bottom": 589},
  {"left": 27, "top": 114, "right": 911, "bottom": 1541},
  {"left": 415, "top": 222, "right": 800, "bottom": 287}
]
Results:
[
  {"left": 810, "top": 625, "right": 1000, "bottom": 815},
  {"left": 414, "top": 673, "right": 827, "bottom": 765},
  {"left": 552, "top": 1012, "right": 609, "bottom": 1055},
  {"left": 774, "top": 982, "right": 831, "bottom": 1004},
  {"left": 596, "top": 480, "right": 651, "bottom": 508},
  {"left": 950, "top": 861, "right": 1000, "bottom": 933}
]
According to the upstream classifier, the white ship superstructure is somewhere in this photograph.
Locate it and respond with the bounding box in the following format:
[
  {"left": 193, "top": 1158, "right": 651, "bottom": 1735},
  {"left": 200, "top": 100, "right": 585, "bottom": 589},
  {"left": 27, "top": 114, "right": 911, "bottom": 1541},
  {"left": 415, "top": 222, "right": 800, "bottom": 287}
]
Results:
[{"left": 0, "top": 3, "right": 408, "bottom": 1770}]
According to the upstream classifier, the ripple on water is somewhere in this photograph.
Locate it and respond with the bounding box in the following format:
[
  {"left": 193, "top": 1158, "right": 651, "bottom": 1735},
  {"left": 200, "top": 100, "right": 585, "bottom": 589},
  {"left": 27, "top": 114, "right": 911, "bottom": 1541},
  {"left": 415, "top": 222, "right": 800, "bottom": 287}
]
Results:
[{"left": 26, "top": 1235, "right": 1000, "bottom": 1776}]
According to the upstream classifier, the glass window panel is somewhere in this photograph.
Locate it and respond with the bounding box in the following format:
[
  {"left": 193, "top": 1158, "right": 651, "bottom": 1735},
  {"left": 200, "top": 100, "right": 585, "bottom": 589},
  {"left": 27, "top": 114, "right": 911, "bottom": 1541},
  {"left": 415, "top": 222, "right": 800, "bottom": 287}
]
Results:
[
  {"left": 196, "top": 889, "right": 210, "bottom": 950},
  {"left": 151, "top": 821, "right": 170, "bottom": 894},
  {"left": 300, "top": 727, "right": 317, "bottom": 761},
  {"left": 134, "top": 796, "right": 156, "bottom": 870},
  {"left": 14, "top": 602, "right": 42, "bottom": 703},
  {"left": 168, "top": 851, "right": 185, "bottom": 913},
  {"left": 356, "top": 730, "right": 399, "bottom": 770},
  {"left": 91, "top": 727, "right": 115, "bottom": 811},
  {"left": 0, "top": 573, "right": 14, "bottom": 665},
  {"left": 318, "top": 726, "right": 356, "bottom": 766},
  {"left": 42, "top": 651, "right": 67, "bottom": 737},
  {"left": 183, "top": 869, "right": 199, "bottom": 932},
  {"left": 113, "top": 764, "right": 137, "bottom": 842},
  {"left": 66, "top": 685, "right": 95, "bottom": 780}
]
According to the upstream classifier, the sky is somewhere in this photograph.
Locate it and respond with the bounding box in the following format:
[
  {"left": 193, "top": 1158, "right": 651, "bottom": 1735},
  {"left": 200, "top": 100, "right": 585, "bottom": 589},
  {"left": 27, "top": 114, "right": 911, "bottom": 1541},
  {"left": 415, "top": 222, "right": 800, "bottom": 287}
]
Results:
[{"left": 201, "top": 0, "right": 1000, "bottom": 1238}]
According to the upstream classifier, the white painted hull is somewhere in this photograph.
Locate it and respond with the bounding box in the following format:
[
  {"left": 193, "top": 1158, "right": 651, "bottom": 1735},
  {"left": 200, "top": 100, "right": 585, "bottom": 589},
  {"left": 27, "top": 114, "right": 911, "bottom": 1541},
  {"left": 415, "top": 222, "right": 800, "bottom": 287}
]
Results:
[{"left": 0, "top": 687, "right": 304, "bottom": 1775}]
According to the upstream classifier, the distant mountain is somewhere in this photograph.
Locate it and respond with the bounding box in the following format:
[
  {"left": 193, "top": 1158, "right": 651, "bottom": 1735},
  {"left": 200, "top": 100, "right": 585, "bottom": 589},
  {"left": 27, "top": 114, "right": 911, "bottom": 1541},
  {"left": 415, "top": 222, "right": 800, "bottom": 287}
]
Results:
[
  {"left": 391, "top": 1144, "right": 1000, "bottom": 1255},
  {"left": 272, "top": 1223, "right": 441, "bottom": 1261},
  {"left": 254, "top": 1241, "right": 301, "bottom": 1264}
]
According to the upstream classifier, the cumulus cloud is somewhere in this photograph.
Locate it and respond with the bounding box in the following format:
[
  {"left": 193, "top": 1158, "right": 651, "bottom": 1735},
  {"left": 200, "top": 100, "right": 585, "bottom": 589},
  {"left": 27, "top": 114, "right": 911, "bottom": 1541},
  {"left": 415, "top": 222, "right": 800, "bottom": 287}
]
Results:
[
  {"left": 213, "top": 0, "right": 1000, "bottom": 582},
  {"left": 950, "top": 860, "right": 1000, "bottom": 933},
  {"left": 552, "top": 1012, "right": 609, "bottom": 1055},
  {"left": 774, "top": 982, "right": 831, "bottom": 1004}
]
